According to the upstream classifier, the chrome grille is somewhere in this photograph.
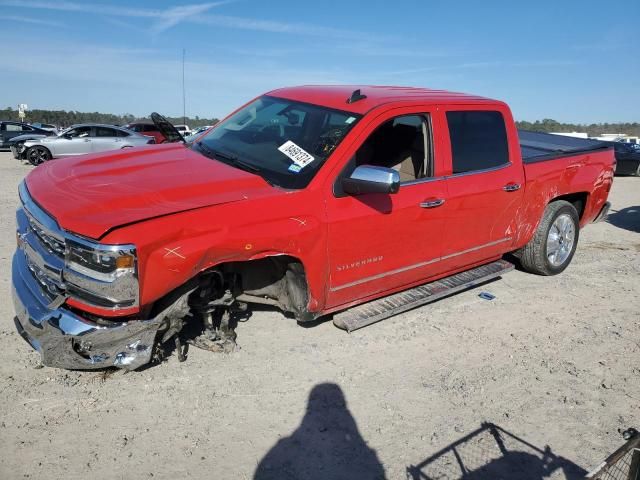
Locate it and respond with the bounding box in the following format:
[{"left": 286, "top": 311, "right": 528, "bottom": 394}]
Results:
[
  {"left": 27, "top": 215, "right": 65, "bottom": 257},
  {"left": 25, "top": 255, "right": 63, "bottom": 299}
]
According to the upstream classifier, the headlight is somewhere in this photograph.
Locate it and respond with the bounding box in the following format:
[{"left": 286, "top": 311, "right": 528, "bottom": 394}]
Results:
[
  {"left": 64, "top": 239, "right": 139, "bottom": 310},
  {"left": 66, "top": 240, "right": 136, "bottom": 281}
]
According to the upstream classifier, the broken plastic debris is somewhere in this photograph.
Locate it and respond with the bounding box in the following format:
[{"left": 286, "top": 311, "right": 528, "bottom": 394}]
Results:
[
  {"left": 89, "top": 353, "right": 108, "bottom": 364},
  {"left": 478, "top": 292, "right": 496, "bottom": 301},
  {"left": 114, "top": 352, "right": 136, "bottom": 366}
]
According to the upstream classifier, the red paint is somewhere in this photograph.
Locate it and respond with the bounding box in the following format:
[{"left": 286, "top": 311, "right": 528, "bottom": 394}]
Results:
[
  {"left": 24, "top": 86, "right": 615, "bottom": 319},
  {"left": 123, "top": 122, "right": 167, "bottom": 144}
]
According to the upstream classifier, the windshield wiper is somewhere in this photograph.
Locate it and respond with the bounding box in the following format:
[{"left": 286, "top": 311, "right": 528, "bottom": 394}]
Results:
[{"left": 196, "top": 143, "right": 263, "bottom": 175}]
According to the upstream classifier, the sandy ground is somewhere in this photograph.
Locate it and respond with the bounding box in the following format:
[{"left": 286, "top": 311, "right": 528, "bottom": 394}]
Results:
[{"left": 0, "top": 150, "right": 638, "bottom": 480}]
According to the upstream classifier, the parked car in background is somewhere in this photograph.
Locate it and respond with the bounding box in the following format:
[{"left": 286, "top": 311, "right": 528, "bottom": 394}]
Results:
[
  {"left": 610, "top": 141, "right": 640, "bottom": 176},
  {"left": 0, "top": 121, "right": 54, "bottom": 148},
  {"left": 30, "top": 122, "right": 58, "bottom": 133},
  {"left": 191, "top": 125, "right": 212, "bottom": 136},
  {"left": 123, "top": 121, "right": 167, "bottom": 144},
  {"left": 174, "top": 124, "right": 191, "bottom": 135},
  {"left": 18, "top": 124, "right": 156, "bottom": 165}
]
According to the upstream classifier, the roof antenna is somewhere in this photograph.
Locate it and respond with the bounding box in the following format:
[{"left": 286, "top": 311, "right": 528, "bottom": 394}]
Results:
[{"left": 347, "top": 89, "right": 367, "bottom": 104}]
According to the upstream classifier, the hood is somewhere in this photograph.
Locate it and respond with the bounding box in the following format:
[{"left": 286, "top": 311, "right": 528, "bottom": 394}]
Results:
[
  {"left": 25, "top": 143, "right": 274, "bottom": 239},
  {"left": 9, "top": 133, "right": 48, "bottom": 144},
  {"left": 151, "top": 112, "right": 184, "bottom": 143}
]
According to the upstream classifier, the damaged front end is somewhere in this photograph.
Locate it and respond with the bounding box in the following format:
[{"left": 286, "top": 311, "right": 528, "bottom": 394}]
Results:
[
  {"left": 12, "top": 249, "right": 193, "bottom": 370},
  {"left": 13, "top": 181, "right": 311, "bottom": 371},
  {"left": 12, "top": 181, "right": 195, "bottom": 370}
]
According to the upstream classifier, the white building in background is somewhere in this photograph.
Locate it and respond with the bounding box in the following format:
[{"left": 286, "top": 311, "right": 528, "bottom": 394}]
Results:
[
  {"left": 550, "top": 131, "right": 639, "bottom": 144},
  {"left": 550, "top": 132, "right": 589, "bottom": 139},
  {"left": 590, "top": 133, "right": 639, "bottom": 144}
]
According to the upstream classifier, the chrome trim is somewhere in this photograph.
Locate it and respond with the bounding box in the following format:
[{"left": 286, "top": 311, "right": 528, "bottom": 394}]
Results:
[
  {"left": 502, "top": 183, "right": 521, "bottom": 192},
  {"left": 12, "top": 250, "right": 160, "bottom": 370},
  {"left": 330, "top": 237, "right": 512, "bottom": 292},
  {"left": 439, "top": 237, "right": 512, "bottom": 261},
  {"left": 374, "top": 162, "right": 512, "bottom": 189},
  {"left": 17, "top": 182, "right": 139, "bottom": 310},
  {"left": 447, "top": 162, "right": 511, "bottom": 179},
  {"left": 400, "top": 176, "right": 441, "bottom": 187},
  {"left": 420, "top": 199, "right": 445, "bottom": 208}
]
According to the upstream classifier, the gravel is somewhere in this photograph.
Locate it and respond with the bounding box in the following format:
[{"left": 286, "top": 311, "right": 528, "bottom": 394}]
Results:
[{"left": 0, "top": 151, "right": 638, "bottom": 479}]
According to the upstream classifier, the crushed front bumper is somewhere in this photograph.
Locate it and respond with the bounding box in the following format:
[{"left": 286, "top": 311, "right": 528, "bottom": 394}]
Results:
[
  {"left": 10, "top": 145, "right": 26, "bottom": 160},
  {"left": 12, "top": 251, "right": 161, "bottom": 370}
]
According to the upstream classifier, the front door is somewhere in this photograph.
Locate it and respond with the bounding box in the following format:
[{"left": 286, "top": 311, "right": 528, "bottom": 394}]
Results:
[
  {"left": 325, "top": 110, "right": 449, "bottom": 309},
  {"left": 57, "top": 125, "right": 93, "bottom": 156}
]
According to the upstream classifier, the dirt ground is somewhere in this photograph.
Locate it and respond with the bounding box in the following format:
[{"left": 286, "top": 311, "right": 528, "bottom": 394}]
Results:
[{"left": 0, "top": 150, "right": 638, "bottom": 480}]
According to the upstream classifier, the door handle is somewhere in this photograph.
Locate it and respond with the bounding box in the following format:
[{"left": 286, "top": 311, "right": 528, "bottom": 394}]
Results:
[
  {"left": 502, "top": 183, "right": 521, "bottom": 192},
  {"left": 83, "top": 138, "right": 91, "bottom": 142},
  {"left": 420, "top": 198, "right": 445, "bottom": 208}
]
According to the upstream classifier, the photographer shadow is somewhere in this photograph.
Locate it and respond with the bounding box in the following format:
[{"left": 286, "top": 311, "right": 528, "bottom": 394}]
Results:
[{"left": 254, "top": 383, "right": 386, "bottom": 480}]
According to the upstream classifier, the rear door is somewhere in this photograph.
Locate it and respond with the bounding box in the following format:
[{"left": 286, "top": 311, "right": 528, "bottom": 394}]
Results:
[
  {"left": 440, "top": 108, "right": 524, "bottom": 269},
  {"left": 91, "top": 126, "right": 123, "bottom": 153}
]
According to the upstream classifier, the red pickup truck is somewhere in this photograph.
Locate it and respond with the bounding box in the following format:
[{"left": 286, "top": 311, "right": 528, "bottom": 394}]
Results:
[{"left": 12, "top": 85, "right": 614, "bottom": 370}]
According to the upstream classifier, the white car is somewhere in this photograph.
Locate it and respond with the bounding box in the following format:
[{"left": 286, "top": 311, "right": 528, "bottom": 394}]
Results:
[
  {"left": 174, "top": 124, "right": 191, "bottom": 135},
  {"left": 21, "top": 123, "right": 155, "bottom": 165}
]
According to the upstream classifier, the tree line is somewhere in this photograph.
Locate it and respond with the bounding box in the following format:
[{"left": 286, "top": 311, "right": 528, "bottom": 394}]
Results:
[
  {"left": 516, "top": 119, "right": 640, "bottom": 137},
  {"left": 0, "top": 107, "right": 218, "bottom": 129},
  {"left": 1, "top": 106, "right": 638, "bottom": 137}
]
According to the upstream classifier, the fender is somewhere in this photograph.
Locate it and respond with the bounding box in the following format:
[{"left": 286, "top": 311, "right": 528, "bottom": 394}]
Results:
[{"left": 102, "top": 195, "right": 328, "bottom": 315}]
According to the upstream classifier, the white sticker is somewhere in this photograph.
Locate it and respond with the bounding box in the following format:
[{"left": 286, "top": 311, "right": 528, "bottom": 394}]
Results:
[
  {"left": 345, "top": 116, "right": 356, "bottom": 124},
  {"left": 278, "top": 140, "right": 315, "bottom": 168}
]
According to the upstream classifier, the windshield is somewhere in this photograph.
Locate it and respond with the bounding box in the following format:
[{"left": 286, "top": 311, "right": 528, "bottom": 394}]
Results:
[{"left": 194, "top": 96, "right": 361, "bottom": 189}]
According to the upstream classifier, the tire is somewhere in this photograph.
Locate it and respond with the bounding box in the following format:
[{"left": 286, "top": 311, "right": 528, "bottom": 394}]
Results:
[
  {"left": 518, "top": 200, "right": 580, "bottom": 276},
  {"left": 26, "top": 146, "right": 52, "bottom": 166}
]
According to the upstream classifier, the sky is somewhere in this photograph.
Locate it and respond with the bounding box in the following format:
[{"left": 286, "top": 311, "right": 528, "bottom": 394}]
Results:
[{"left": 0, "top": 0, "right": 638, "bottom": 123}]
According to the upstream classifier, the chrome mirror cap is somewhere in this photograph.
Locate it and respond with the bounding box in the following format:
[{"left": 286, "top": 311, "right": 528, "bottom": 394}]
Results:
[{"left": 342, "top": 165, "right": 400, "bottom": 195}]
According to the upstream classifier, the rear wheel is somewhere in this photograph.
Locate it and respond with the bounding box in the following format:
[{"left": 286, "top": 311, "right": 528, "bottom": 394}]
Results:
[
  {"left": 26, "top": 146, "right": 51, "bottom": 166},
  {"left": 518, "top": 200, "right": 580, "bottom": 275}
]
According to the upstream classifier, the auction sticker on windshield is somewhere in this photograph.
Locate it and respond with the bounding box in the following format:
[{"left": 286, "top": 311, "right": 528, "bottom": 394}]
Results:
[{"left": 278, "top": 140, "right": 315, "bottom": 169}]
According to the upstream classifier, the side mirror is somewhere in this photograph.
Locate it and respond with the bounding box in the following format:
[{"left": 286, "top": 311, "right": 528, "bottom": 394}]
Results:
[{"left": 342, "top": 165, "right": 400, "bottom": 195}]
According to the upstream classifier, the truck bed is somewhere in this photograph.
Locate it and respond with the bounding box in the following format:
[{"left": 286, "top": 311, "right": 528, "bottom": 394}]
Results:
[{"left": 518, "top": 130, "right": 611, "bottom": 164}]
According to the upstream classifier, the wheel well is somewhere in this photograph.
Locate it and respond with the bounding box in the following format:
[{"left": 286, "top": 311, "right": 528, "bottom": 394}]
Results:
[
  {"left": 550, "top": 192, "right": 588, "bottom": 220},
  {"left": 200, "top": 255, "right": 310, "bottom": 319}
]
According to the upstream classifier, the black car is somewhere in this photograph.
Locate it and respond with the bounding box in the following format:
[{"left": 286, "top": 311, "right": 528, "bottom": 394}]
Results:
[
  {"left": 609, "top": 141, "right": 640, "bottom": 176},
  {"left": 0, "top": 121, "right": 54, "bottom": 148}
]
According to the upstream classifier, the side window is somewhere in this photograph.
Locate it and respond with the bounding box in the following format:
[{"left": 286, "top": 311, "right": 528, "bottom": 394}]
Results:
[
  {"left": 355, "top": 114, "right": 431, "bottom": 183},
  {"left": 5, "top": 124, "right": 24, "bottom": 132},
  {"left": 95, "top": 127, "right": 117, "bottom": 137},
  {"left": 143, "top": 125, "right": 157, "bottom": 132},
  {"left": 67, "top": 126, "right": 91, "bottom": 138},
  {"left": 446, "top": 111, "right": 509, "bottom": 174},
  {"left": 116, "top": 129, "right": 130, "bottom": 137}
]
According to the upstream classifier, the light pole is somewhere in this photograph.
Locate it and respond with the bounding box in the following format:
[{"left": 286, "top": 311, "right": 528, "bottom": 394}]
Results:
[{"left": 182, "top": 48, "right": 186, "bottom": 126}]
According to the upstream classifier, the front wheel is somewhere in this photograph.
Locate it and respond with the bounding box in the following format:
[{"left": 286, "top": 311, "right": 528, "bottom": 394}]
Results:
[
  {"left": 26, "top": 146, "right": 52, "bottom": 166},
  {"left": 518, "top": 200, "right": 580, "bottom": 275}
]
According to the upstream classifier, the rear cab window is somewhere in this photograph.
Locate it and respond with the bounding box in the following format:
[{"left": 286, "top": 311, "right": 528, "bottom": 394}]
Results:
[{"left": 446, "top": 111, "right": 509, "bottom": 174}]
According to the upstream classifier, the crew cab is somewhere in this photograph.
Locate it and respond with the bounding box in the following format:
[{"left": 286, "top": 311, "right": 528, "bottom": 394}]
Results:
[{"left": 11, "top": 86, "right": 615, "bottom": 370}]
